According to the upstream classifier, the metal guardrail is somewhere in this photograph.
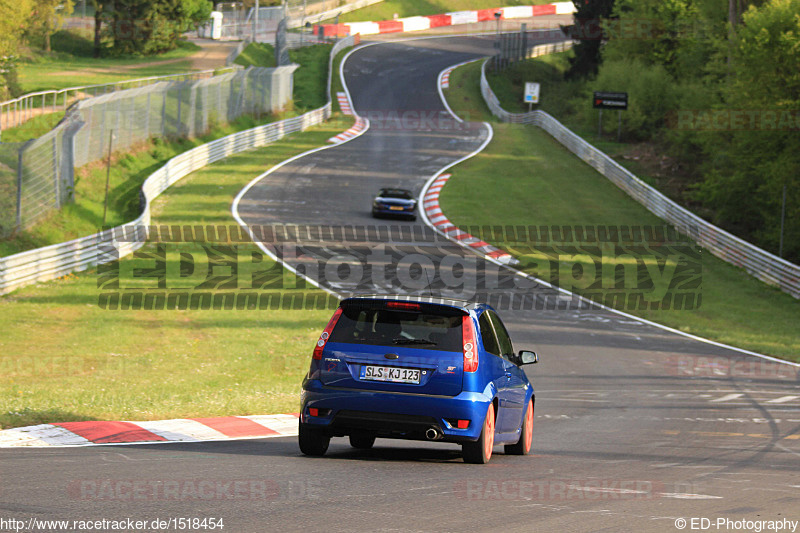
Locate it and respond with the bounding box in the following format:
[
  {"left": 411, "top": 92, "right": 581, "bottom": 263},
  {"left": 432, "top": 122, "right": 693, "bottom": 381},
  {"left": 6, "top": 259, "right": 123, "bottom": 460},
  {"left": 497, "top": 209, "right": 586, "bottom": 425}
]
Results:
[
  {"left": 0, "top": 67, "right": 242, "bottom": 139},
  {"left": 482, "top": 40, "right": 573, "bottom": 124},
  {"left": 0, "top": 35, "right": 357, "bottom": 296},
  {"left": 479, "top": 53, "right": 800, "bottom": 299}
]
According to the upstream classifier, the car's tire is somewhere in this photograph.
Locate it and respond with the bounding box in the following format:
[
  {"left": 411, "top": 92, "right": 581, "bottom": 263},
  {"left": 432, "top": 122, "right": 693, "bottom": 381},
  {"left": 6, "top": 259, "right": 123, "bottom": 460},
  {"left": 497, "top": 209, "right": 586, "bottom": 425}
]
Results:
[
  {"left": 298, "top": 424, "right": 330, "bottom": 456},
  {"left": 462, "top": 403, "right": 495, "bottom": 464},
  {"left": 349, "top": 434, "right": 376, "bottom": 449},
  {"left": 504, "top": 398, "right": 533, "bottom": 455}
]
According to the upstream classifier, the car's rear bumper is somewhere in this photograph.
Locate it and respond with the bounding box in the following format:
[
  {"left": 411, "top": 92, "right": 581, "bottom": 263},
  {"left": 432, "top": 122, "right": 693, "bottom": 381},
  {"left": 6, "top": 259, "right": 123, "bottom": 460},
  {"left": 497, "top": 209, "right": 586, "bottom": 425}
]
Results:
[
  {"left": 300, "top": 378, "right": 490, "bottom": 442},
  {"left": 372, "top": 205, "right": 416, "bottom": 217}
]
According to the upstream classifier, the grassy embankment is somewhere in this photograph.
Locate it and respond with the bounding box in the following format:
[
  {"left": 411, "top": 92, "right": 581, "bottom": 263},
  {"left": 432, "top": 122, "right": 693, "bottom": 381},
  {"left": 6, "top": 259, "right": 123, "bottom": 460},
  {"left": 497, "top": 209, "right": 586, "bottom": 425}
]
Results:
[
  {"left": 0, "top": 44, "right": 356, "bottom": 429},
  {"left": 440, "top": 60, "right": 800, "bottom": 361},
  {"left": 0, "top": 41, "right": 335, "bottom": 257},
  {"left": 3, "top": 31, "right": 205, "bottom": 143}
]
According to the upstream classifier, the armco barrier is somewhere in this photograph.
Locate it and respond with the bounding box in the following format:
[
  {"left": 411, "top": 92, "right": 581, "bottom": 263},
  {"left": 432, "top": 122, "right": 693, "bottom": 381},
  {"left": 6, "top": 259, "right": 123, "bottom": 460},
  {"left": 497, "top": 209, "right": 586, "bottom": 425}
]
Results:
[
  {"left": 478, "top": 56, "right": 800, "bottom": 299},
  {"left": 0, "top": 35, "right": 358, "bottom": 296},
  {"left": 480, "top": 40, "right": 573, "bottom": 123}
]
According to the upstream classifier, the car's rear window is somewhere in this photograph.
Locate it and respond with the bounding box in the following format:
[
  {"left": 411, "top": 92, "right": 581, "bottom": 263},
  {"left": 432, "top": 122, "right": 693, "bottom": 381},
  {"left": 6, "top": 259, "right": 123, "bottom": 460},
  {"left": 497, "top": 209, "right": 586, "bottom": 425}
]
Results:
[
  {"left": 330, "top": 307, "right": 462, "bottom": 352},
  {"left": 379, "top": 189, "right": 413, "bottom": 199}
]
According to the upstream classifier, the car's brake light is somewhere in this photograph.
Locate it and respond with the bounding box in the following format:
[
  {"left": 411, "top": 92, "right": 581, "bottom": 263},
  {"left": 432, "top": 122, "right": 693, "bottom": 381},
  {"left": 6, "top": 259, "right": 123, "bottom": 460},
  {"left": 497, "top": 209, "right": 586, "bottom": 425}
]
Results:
[
  {"left": 387, "top": 301, "right": 421, "bottom": 311},
  {"left": 462, "top": 315, "right": 478, "bottom": 372},
  {"left": 313, "top": 307, "right": 343, "bottom": 360}
]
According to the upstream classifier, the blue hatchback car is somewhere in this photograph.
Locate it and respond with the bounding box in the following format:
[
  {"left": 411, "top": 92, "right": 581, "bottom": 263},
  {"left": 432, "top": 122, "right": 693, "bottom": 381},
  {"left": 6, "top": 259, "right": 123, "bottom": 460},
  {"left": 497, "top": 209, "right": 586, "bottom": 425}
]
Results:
[{"left": 299, "top": 296, "right": 538, "bottom": 463}]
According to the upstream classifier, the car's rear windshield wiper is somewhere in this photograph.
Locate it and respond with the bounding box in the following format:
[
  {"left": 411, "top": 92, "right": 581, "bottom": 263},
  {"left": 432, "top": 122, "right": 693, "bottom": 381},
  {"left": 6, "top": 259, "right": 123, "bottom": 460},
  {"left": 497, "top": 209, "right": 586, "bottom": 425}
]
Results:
[{"left": 392, "top": 338, "right": 437, "bottom": 345}]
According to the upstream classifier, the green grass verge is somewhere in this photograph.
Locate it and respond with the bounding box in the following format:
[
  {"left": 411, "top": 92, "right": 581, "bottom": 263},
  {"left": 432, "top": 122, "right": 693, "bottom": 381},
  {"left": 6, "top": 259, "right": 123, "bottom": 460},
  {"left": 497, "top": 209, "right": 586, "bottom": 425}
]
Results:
[
  {"left": 234, "top": 42, "right": 278, "bottom": 69},
  {"left": 235, "top": 42, "right": 333, "bottom": 112},
  {"left": 0, "top": 112, "right": 66, "bottom": 143},
  {"left": 18, "top": 31, "right": 202, "bottom": 94},
  {"left": 441, "top": 61, "right": 800, "bottom": 362},
  {"left": 0, "top": 122, "right": 346, "bottom": 429},
  {"left": 291, "top": 45, "right": 334, "bottom": 111},
  {"left": 481, "top": 51, "right": 703, "bottom": 200},
  {"left": 335, "top": 0, "right": 551, "bottom": 22}
]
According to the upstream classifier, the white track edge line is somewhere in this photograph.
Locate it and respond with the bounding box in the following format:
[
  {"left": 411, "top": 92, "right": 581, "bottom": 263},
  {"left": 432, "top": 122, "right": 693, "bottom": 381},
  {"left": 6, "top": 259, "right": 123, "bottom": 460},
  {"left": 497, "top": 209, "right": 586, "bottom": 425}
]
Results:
[{"left": 437, "top": 59, "right": 484, "bottom": 123}]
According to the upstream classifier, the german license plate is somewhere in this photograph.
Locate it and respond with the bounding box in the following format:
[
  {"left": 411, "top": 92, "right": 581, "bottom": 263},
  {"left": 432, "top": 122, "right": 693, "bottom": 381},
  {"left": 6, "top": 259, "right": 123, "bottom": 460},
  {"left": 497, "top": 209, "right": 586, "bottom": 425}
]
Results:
[
  {"left": 389, "top": 206, "right": 404, "bottom": 211},
  {"left": 360, "top": 365, "right": 421, "bottom": 384}
]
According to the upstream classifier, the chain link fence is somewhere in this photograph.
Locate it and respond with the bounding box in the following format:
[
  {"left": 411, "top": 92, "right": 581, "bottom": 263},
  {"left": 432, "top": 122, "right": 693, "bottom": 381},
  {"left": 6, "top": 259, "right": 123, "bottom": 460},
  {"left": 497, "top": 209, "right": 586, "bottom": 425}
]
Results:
[
  {"left": 0, "top": 142, "right": 24, "bottom": 236},
  {"left": 5, "top": 65, "right": 297, "bottom": 236}
]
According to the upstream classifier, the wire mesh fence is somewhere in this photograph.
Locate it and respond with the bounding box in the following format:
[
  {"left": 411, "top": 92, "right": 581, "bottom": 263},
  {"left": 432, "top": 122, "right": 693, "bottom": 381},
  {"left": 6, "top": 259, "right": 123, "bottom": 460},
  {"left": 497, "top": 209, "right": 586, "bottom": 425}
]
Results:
[
  {"left": 4, "top": 65, "right": 297, "bottom": 237},
  {"left": 0, "top": 68, "right": 240, "bottom": 137},
  {"left": 0, "top": 142, "right": 24, "bottom": 236},
  {"left": 0, "top": 33, "right": 358, "bottom": 295}
]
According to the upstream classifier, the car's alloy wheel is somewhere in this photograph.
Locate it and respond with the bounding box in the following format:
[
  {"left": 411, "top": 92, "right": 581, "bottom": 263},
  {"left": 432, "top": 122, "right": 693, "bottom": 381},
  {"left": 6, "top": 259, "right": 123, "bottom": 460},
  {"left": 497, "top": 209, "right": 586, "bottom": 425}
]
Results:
[
  {"left": 505, "top": 398, "right": 533, "bottom": 455},
  {"left": 462, "top": 403, "right": 495, "bottom": 464},
  {"left": 298, "top": 424, "right": 330, "bottom": 456}
]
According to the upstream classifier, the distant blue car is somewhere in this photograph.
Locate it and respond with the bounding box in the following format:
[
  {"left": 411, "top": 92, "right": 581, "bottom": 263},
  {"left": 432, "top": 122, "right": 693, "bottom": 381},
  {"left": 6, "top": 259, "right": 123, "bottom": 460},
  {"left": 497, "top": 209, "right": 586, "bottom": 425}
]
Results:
[
  {"left": 299, "top": 296, "right": 538, "bottom": 463},
  {"left": 371, "top": 188, "right": 417, "bottom": 220}
]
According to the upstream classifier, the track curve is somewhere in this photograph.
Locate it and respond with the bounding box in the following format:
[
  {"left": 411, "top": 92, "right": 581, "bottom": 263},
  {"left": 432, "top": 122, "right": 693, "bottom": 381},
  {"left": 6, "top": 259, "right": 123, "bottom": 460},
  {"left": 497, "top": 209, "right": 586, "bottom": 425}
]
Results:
[{"left": 2, "top": 34, "right": 799, "bottom": 533}]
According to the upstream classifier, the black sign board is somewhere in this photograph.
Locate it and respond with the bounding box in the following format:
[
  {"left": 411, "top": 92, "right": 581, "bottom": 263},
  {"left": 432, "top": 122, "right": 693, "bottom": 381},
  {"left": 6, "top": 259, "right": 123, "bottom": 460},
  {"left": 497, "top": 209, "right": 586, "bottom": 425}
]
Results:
[{"left": 593, "top": 92, "right": 628, "bottom": 110}]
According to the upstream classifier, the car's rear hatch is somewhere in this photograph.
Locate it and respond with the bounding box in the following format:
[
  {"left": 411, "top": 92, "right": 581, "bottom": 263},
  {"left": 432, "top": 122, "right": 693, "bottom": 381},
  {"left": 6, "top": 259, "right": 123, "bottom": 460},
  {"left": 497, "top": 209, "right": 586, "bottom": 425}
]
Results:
[
  {"left": 375, "top": 194, "right": 415, "bottom": 212},
  {"left": 319, "top": 299, "right": 466, "bottom": 397}
]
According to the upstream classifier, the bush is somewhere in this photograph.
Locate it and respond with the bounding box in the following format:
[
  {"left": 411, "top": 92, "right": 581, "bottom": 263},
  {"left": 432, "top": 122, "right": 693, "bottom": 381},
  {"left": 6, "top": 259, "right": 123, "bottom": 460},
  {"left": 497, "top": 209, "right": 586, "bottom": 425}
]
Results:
[{"left": 591, "top": 58, "right": 679, "bottom": 140}]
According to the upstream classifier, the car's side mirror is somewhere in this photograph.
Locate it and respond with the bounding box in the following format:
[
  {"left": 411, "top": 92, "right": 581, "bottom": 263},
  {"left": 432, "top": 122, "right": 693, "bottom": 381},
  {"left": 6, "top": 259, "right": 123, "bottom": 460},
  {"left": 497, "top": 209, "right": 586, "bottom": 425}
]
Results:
[{"left": 519, "top": 350, "right": 538, "bottom": 365}]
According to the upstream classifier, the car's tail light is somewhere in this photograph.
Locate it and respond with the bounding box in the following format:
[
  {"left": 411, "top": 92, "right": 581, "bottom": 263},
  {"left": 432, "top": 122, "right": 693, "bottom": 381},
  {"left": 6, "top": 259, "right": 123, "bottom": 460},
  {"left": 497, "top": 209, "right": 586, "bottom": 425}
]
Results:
[
  {"left": 313, "top": 307, "right": 343, "bottom": 360},
  {"left": 462, "top": 315, "right": 478, "bottom": 372}
]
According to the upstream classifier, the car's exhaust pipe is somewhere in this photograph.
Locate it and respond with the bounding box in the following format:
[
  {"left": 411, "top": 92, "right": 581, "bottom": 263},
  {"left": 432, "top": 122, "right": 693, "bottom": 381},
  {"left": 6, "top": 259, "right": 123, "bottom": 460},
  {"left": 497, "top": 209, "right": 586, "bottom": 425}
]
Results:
[{"left": 425, "top": 427, "right": 442, "bottom": 440}]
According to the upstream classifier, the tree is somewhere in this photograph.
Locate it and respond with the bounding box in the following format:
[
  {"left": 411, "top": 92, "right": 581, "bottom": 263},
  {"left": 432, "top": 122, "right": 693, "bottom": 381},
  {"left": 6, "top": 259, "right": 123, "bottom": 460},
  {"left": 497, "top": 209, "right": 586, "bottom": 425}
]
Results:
[
  {"left": 103, "top": 0, "right": 212, "bottom": 55},
  {"left": 563, "top": 0, "right": 617, "bottom": 79},
  {"left": 27, "top": 0, "right": 75, "bottom": 52},
  {"left": 693, "top": 0, "right": 800, "bottom": 261},
  {"left": 181, "top": 0, "right": 213, "bottom": 32},
  {"left": 91, "top": 0, "right": 112, "bottom": 58},
  {"left": 0, "top": 0, "right": 33, "bottom": 98}
]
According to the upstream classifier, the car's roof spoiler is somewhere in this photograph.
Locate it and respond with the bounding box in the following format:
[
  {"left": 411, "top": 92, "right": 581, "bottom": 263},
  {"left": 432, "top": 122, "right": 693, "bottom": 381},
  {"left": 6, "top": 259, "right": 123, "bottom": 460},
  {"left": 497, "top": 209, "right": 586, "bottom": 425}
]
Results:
[{"left": 340, "top": 295, "right": 476, "bottom": 315}]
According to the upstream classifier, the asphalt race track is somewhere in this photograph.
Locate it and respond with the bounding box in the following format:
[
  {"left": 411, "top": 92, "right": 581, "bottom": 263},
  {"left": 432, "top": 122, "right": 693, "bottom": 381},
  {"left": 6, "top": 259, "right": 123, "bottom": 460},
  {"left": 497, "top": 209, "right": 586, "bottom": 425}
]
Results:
[{"left": 2, "top": 35, "right": 799, "bottom": 533}]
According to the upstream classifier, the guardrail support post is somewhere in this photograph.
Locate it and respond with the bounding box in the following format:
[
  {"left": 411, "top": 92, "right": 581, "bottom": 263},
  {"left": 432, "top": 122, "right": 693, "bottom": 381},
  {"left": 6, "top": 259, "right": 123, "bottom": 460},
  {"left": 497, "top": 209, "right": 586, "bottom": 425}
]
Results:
[
  {"left": 177, "top": 84, "right": 183, "bottom": 137},
  {"left": 53, "top": 136, "right": 61, "bottom": 209},
  {"left": 16, "top": 145, "right": 24, "bottom": 230},
  {"left": 145, "top": 92, "right": 151, "bottom": 139},
  {"left": 161, "top": 90, "right": 167, "bottom": 137}
]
